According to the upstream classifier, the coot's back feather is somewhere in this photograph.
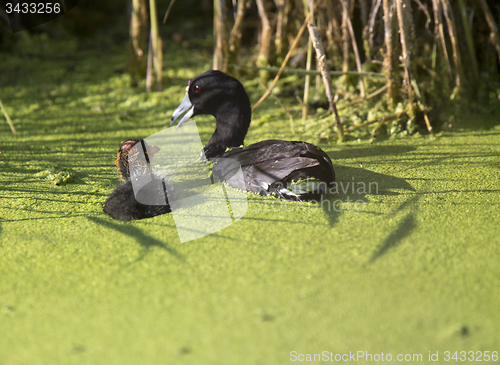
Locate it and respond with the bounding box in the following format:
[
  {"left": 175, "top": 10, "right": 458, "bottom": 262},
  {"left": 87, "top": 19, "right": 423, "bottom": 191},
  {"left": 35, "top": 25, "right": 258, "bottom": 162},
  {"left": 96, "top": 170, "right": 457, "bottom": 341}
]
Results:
[{"left": 217, "top": 140, "right": 335, "bottom": 200}]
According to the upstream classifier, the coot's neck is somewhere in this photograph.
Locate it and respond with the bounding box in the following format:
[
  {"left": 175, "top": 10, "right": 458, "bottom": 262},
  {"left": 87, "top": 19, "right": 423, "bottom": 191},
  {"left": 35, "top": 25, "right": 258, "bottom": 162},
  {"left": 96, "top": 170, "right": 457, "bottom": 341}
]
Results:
[{"left": 205, "top": 99, "right": 251, "bottom": 157}]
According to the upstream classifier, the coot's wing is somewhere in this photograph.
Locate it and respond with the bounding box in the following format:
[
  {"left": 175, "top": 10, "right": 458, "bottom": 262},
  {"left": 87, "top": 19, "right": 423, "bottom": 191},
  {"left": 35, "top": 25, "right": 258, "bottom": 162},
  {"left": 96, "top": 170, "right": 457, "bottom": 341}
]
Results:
[
  {"left": 241, "top": 157, "right": 319, "bottom": 194},
  {"left": 215, "top": 139, "right": 335, "bottom": 200}
]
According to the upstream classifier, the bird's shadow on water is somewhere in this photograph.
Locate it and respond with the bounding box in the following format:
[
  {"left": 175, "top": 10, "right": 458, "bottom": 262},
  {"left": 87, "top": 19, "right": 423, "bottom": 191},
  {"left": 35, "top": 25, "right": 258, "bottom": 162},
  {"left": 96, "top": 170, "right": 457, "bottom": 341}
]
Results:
[
  {"left": 86, "top": 216, "right": 183, "bottom": 263},
  {"left": 321, "top": 165, "right": 416, "bottom": 225},
  {"left": 322, "top": 140, "right": 500, "bottom": 262},
  {"left": 319, "top": 164, "right": 419, "bottom": 262},
  {"left": 368, "top": 195, "right": 420, "bottom": 263},
  {"left": 85, "top": 215, "right": 241, "bottom": 268}
]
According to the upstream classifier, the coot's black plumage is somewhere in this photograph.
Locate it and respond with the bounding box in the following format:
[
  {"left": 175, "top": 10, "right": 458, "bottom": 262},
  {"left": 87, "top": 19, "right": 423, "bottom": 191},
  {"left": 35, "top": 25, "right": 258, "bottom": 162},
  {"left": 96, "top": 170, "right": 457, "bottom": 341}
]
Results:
[
  {"left": 218, "top": 139, "right": 334, "bottom": 200},
  {"left": 171, "top": 70, "right": 335, "bottom": 200},
  {"left": 103, "top": 140, "right": 171, "bottom": 221}
]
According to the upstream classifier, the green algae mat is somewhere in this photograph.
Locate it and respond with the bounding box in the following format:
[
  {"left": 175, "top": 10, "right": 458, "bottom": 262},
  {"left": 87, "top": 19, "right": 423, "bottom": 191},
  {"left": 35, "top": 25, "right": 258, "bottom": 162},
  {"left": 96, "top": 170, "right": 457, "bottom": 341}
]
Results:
[{"left": 1, "top": 42, "right": 500, "bottom": 364}]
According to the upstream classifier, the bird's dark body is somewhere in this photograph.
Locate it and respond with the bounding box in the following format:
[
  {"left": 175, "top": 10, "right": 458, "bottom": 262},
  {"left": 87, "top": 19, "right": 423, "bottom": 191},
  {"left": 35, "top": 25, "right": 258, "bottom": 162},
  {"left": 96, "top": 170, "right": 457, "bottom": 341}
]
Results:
[
  {"left": 217, "top": 139, "right": 335, "bottom": 200},
  {"left": 103, "top": 180, "right": 171, "bottom": 221}
]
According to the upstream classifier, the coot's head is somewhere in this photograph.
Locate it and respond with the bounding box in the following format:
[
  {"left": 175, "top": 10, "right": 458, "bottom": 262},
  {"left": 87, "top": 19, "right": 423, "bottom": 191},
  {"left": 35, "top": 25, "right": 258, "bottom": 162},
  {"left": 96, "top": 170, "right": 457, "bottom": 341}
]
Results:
[
  {"left": 171, "top": 70, "right": 251, "bottom": 128},
  {"left": 115, "top": 139, "right": 160, "bottom": 180},
  {"left": 170, "top": 71, "right": 252, "bottom": 158}
]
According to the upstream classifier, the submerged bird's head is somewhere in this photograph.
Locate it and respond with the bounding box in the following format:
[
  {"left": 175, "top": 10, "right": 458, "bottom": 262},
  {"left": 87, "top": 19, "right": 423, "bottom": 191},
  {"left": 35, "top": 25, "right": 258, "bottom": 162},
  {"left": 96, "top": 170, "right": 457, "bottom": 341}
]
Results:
[{"left": 170, "top": 70, "right": 252, "bottom": 158}]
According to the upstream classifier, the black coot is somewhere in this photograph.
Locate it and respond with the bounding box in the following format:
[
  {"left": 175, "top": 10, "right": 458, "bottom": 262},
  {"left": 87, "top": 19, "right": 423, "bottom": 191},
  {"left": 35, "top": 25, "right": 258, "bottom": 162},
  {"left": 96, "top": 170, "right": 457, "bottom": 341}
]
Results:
[{"left": 171, "top": 70, "right": 335, "bottom": 200}]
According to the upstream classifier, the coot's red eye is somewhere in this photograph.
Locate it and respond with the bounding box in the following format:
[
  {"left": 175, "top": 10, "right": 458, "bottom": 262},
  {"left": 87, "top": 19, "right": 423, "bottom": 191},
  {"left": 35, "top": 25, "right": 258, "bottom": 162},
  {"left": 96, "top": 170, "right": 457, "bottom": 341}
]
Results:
[{"left": 194, "top": 85, "right": 201, "bottom": 93}]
